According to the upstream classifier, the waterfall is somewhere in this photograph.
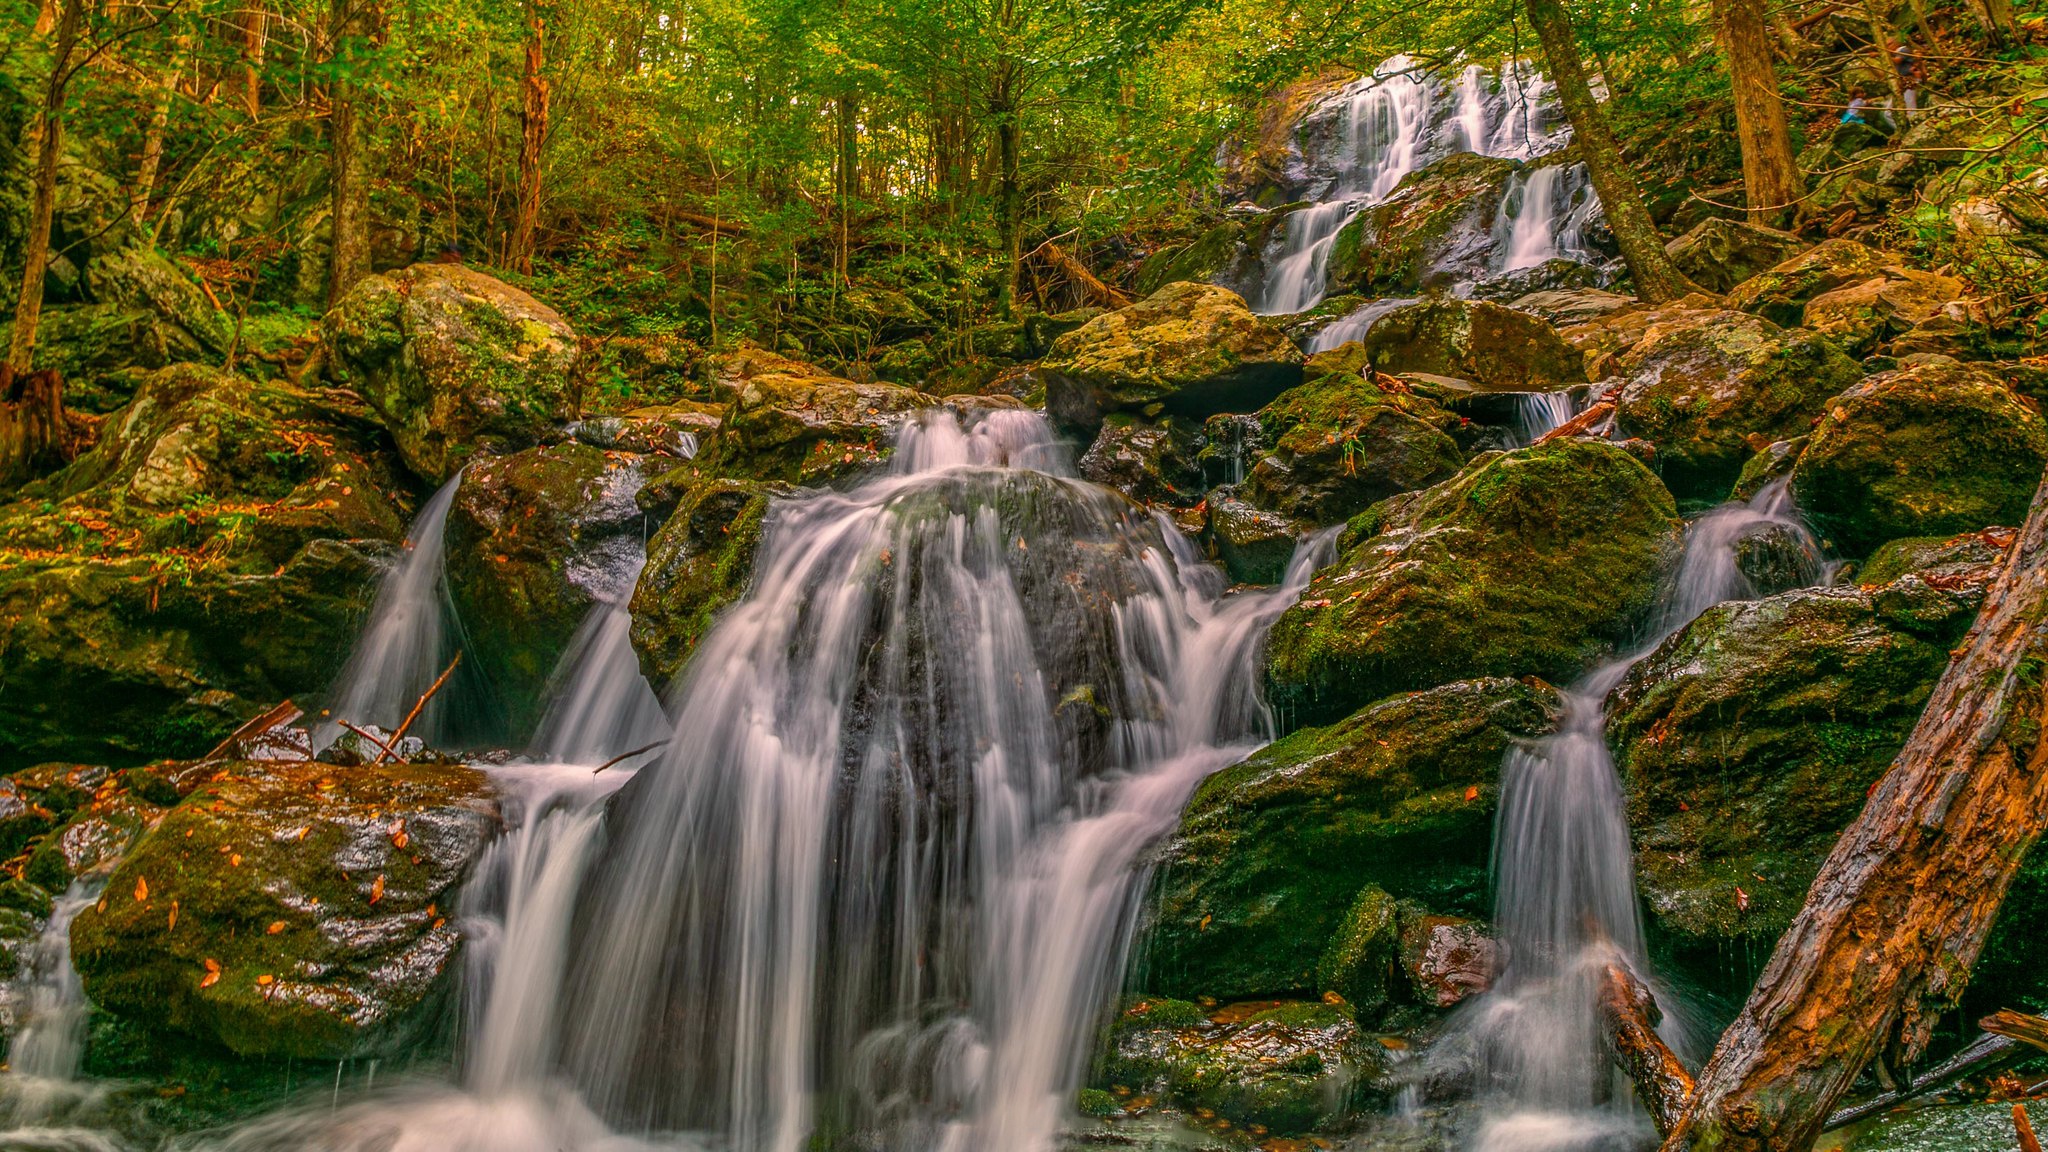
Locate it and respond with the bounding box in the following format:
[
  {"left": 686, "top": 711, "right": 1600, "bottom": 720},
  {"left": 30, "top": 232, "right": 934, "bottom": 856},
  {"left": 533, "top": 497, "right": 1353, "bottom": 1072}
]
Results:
[
  {"left": 0, "top": 879, "right": 117, "bottom": 1144},
  {"left": 317, "top": 476, "right": 466, "bottom": 749},
  {"left": 1306, "top": 296, "right": 1419, "bottom": 354},
  {"left": 1515, "top": 392, "right": 1579, "bottom": 445},
  {"left": 527, "top": 556, "right": 668, "bottom": 767},
  {"left": 1498, "top": 167, "right": 1565, "bottom": 272},
  {"left": 1457, "top": 479, "right": 1821, "bottom": 1148}
]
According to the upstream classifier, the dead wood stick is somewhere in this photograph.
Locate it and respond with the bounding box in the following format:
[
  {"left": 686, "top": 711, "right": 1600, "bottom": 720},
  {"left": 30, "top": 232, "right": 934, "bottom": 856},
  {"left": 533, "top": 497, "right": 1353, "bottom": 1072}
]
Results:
[
  {"left": 205, "top": 699, "right": 304, "bottom": 760},
  {"left": 1984, "top": 1009, "right": 2048, "bottom": 1055},
  {"left": 376, "top": 652, "right": 461, "bottom": 765},
  {"left": 1598, "top": 961, "right": 1695, "bottom": 1138},
  {"left": 1537, "top": 399, "right": 1616, "bottom": 444},
  {"left": 1035, "top": 242, "right": 1132, "bottom": 310},
  {"left": 1821, "top": 1032, "right": 2022, "bottom": 1130},
  {"left": 592, "top": 739, "right": 669, "bottom": 775},
  {"left": 2020, "top": 1104, "right": 2044, "bottom": 1152},
  {"left": 340, "top": 721, "right": 402, "bottom": 764}
]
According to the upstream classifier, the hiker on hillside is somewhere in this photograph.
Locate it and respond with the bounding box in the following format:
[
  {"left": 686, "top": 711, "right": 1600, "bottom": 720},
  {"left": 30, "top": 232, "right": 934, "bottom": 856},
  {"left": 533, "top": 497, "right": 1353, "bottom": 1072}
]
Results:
[{"left": 1842, "top": 88, "right": 1875, "bottom": 125}]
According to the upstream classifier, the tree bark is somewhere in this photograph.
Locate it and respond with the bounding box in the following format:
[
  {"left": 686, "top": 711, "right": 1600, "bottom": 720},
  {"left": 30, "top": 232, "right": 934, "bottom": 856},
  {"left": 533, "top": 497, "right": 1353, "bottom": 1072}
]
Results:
[
  {"left": 513, "top": 8, "right": 548, "bottom": 275},
  {"left": 134, "top": 30, "right": 189, "bottom": 229},
  {"left": 992, "top": 62, "right": 1022, "bottom": 317},
  {"left": 326, "top": 0, "right": 374, "bottom": 307},
  {"left": 1712, "top": 0, "right": 1801, "bottom": 224},
  {"left": 1522, "top": 0, "right": 1701, "bottom": 303},
  {"left": 238, "top": 2, "right": 267, "bottom": 118},
  {"left": 1661, "top": 472, "right": 2048, "bottom": 1152},
  {"left": 0, "top": 368, "right": 72, "bottom": 489},
  {"left": 1599, "top": 961, "right": 1695, "bottom": 1138},
  {"left": 8, "top": 0, "right": 86, "bottom": 375}
]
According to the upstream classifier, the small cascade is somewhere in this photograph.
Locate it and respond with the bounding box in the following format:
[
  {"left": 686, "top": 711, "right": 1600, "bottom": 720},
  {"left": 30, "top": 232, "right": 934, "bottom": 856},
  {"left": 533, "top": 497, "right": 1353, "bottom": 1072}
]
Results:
[
  {"left": 1457, "top": 478, "right": 1822, "bottom": 1149},
  {"left": 1484, "top": 64, "right": 1568, "bottom": 159},
  {"left": 528, "top": 557, "right": 667, "bottom": 767},
  {"left": 1498, "top": 166, "right": 1566, "bottom": 272},
  {"left": 317, "top": 476, "right": 466, "bottom": 748},
  {"left": 1515, "top": 392, "right": 1579, "bottom": 445},
  {"left": 1306, "top": 296, "right": 1418, "bottom": 353},
  {"left": 0, "top": 879, "right": 115, "bottom": 1142}
]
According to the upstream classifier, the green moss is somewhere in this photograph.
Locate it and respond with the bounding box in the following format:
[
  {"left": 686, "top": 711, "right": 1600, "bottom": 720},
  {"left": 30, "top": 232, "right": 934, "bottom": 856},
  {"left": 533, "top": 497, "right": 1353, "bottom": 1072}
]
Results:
[{"left": 1076, "top": 1087, "right": 1122, "bottom": 1117}]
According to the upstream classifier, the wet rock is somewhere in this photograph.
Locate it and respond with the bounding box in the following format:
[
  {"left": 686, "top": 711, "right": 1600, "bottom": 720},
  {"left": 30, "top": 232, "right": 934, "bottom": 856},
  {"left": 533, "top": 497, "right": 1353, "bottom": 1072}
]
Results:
[
  {"left": 322, "top": 263, "right": 582, "bottom": 482},
  {"left": 1076, "top": 414, "right": 1207, "bottom": 507},
  {"left": 703, "top": 348, "right": 934, "bottom": 485},
  {"left": 1508, "top": 287, "right": 1639, "bottom": 328},
  {"left": 1730, "top": 436, "right": 1806, "bottom": 501},
  {"left": 1800, "top": 268, "right": 1969, "bottom": 357},
  {"left": 1034, "top": 282, "right": 1303, "bottom": 439},
  {"left": 444, "top": 443, "right": 657, "bottom": 727},
  {"left": 1398, "top": 913, "right": 1497, "bottom": 1008},
  {"left": 1133, "top": 218, "right": 1272, "bottom": 297},
  {"left": 1608, "top": 549, "right": 1998, "bottom": 948},
  {"left": 1264, "top": 441, "right": 1679, "bottom": 725},
  {"left": 1096, "top": 999, "right": 1378, "bottom": 1135},
  {"left": 628, "top": 474, "right": 787, "bottom": 687},
  {"left": 1664, "top": 218, "right": 1809, "bottom": 294},
  {"left": 1471, "top": 258, "right": 1608, "bottom": 304},
  {"left": 71, "top": 760, "right": 496, "bottom": 1060},
  {"left": 1206, "top": 492, "right": 1303, "bottom": 585},
  {"left": 1608, "top": 308, "right": 1863, "bottom": 500},
  {"left": 1356, "top": 298, "right": 1585, "bottom": 391},
  {"left": 1723, "top": 238, "right": 1892, "bottom": 326},
  {"left": 1328, "top": 152, "right": 1520, "bottom": 296},
  {"left": 1555, "top": 295, "right": 1720, "bottom": 380},
  {"left": 1145, "top": 678, "right": 1558, "bottom": 1001},
  {"left": 581, "top": 332, "right": 704, "bottom": 408},
  {"left": 1237, "top": 366, "right": 1464, "bottom": 527},
  {"left": 1791, "top": 361, "right": 2048, "bottom": 556},
  {"left": 1315, "top": 886, "right": 1401, "bottom": 1015},
  {"left": 570, "top": 403, "right": 718, "bottom": 457}
]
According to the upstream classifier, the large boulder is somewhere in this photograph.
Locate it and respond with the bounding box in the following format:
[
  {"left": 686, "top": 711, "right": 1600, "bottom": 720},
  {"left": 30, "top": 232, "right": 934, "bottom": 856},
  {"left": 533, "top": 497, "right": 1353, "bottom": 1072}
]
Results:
[
  {"left": 1723, "top": 239, "right": 1892, "bottom": 326},
  {"left": 628, "top": 474, "right": 786, "bottom": 687},
  {"left": 0, "top": 304, "right": 210, "bottom": 414},
  {"left": 1609, "top": 308, "right": 1864, "bottom": 500},
  {"left": 1033, "top": 282, "right": 1304, "bottom": 438},
  {"left": 1355, "top": 298, "right": 1585, "bottom": 391},
  {"left": 1237, "top": 362, "right": 1464, "bottom": 526},
  {"left": 1791, "top": 361, "right": 2048, "bottom": 556},
  {"left": 1077, "top": 414, "right": 1207, "bottom": 507},
  {"left": 1144, "top": 678, "right": 1556, "bottom": 1002},
  {"left": 71, "top": 760, "right": 495, "bottom": 1060},
  {"left": 84, "top": 245, "right": 234, "bottom": 358},
  {"left": 1664, "top": 218, "right": 1810, "bottom": 294},
  {"left": 1609, "top": 536, "right": 1999, "bottom": 950},
  {"left": 444, "top": 443, "right": 658, "bottom": 725},
  {"left": 1265, "top": 440, "right": 1680, "bottom": 725},
  {"left": 1327, "top": 152, "right": 1519, "bottom": 296},
  {"left": 703, "top": 348, "right": 935, "bottom": 485},
  {"left": 322, "top": 263, "right": 581, "bottom": 482},
  {"left": 1096, "top": 999, "right": 1378, "bottom": 1135},
  {"left": 1800, "top": 267, "right": 1969, "bottom": 357}
]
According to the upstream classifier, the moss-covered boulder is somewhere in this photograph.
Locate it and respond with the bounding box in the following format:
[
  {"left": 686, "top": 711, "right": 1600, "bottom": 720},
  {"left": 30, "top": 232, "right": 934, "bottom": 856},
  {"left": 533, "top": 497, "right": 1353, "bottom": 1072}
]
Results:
[
  {"left": 1096, "top": 999, "right": 1377, "bottom": 1136},
  {"left": 1205, "top": 492, "right": 1303, "bottom": 585},
  {"left": 1609, "top": 308, "right": 1864, "bottom": 500},
  {"left": 1032, "top": 282, "right": 1303, "bottom": 438},
  {"left": 444, "top": 443, "right": 656, "bottom": 726},
  {"left": 84, "top": 245, "right": 234, "bottom": 360},
  {"left": 627, "top": 474, "right": 786, "bottom": 687},
  {"left": 70, "top": 760, "right": 495, "bottom": 1060},
  {"left": 1355, "top": 298, "right": 1585, "bottom": 391},
  {"left": 1077, "top": 414, "right": 1207, "bottom": 507},
  {"left": 1144, "top": 678, "right": 1558, "bottom": 1002},
  {"left": 1609, "top": 539, "right": 1999, "bottom": 949},
  {"left": 1, "top": 304, "right": 209, "bottom": 414},
  {"left": 322, "top": 263, "right": 581, "bottom": 482},
  {"left": 704, "top": 350, "right": 934, "bottom": 485},
  {"left": 1238, "top": 367, "right": 1463, "bottom": 526},
  {"left": 1265, "top": 441, "right": 1680, "bottom": 724},
  {"left": 1791, "top": 361, "right": 2048, "bottom": 556},
  {"left": 1664, "top": 218, "right": 1809, "bottom": 294},
  {"left": 1327, "top": 152, "right": 1519, "bottom": 296},
  {"left": 1723, "top": 239, "right": 1892, "bottom": 326},
  {"left": 1800, "top": 268, "right": 1968, "bottom": 357}
]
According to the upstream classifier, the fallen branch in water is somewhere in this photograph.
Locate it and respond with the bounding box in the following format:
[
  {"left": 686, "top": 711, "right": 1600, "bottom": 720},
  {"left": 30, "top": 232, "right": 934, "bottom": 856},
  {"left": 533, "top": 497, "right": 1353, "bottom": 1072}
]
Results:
[
  {"left": 340, "top": 721, "right": 402, "bottom": 764},
  {"left": 377, "top": 653, "right": 462, "bottom": 765},
  {"left": 1537, "top": 400, "right": 1615, "bottom": 444},
  {"left": 1599, "top": 960, "right": 1695, "bottom": 1138},
  {"left": 592, "top": 740, "right": 669, "bottom": 775},
  {"left": 205, "top": 699, "right": 304, "bottom": 760},
  {"left": 1820, "top": 1032, "right": 2023, "bottom": 1130}
]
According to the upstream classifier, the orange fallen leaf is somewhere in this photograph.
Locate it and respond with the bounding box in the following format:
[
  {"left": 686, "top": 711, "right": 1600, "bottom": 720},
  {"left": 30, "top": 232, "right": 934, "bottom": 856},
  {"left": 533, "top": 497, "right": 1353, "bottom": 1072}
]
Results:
[
  {"left": 255, "top": 974, "right": 274, "bottom": 986},
  {"left": 200, "top": 958, "right": 221, "bottom": 988},
  {"left": 266, "top": 921, "right": 285, "bottom": 935},
  {"left": 369, "top": 875, "right": 385, "bottom": 905},
  {"left": 167, "top": 901, "right": 178, "bottom": 931},
  {"left": 229, "top": 853, "right": 242, "bottom": 867},
  {"left": 1464, "top": 786, "right": 1480, "bottom": 802},
  {"left": 1735, "top": 885, "right": 1752, "bottom": 912},
  {"left": 134, "top": 876, "right": 149, "bottom": 902}
]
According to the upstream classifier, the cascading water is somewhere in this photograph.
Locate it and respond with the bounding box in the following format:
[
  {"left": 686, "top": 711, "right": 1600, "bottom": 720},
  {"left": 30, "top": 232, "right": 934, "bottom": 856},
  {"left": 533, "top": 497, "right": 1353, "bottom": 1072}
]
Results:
[
  {"left": 0, "top": 880, "right": 118, "bottom": 1148},
  {"left": 316, "top": 477, "right": 467, "bottom": 748},
  {"left": 1306, "top": 296, "right": 1418, "bottom": 354},
  {"left": 1515, "top": 392, "right": 1579, "bottom": 446},
  {"left": 1494, "top": 162, "right": 1600, "bottom": 274},
  {"left": 1454, "top": 479, "right": 1822, "bottom": 1151},
  {"left": 192, "top": 407, "right": 1332, "bottom": 1152},
  {"left": 528, "top": 556, "right": 668, "bottom": 766}
]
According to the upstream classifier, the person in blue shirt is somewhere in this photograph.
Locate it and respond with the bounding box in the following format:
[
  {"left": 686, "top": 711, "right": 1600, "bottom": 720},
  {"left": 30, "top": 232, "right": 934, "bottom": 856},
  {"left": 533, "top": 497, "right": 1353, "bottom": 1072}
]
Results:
[{"left": 1842, "top": 88, "right": 1873, "bottom": 125}]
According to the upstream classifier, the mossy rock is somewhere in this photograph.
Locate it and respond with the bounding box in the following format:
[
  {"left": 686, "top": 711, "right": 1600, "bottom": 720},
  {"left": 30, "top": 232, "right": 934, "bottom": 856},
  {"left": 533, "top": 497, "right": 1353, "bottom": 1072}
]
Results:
[
  {"left": 0, "top": 304, "right": 205, "bottom": 414},
  {"left": 1238, "top": 368, "right": 1464, "bottom": 527},
  {"left": 1205, "top": 492, "right": 1303, "bottom": 585},
  {"left": 1327, "top": 152, "right": 1518, "bottom": 296},
  {"left": 1133, "top": 221, "right": 1255, "bottom": 296},
  {"left": 1609, "top": 308, "right": 1864, "bottom": 501},
  {"left": 1723, "top": 238, "right": 1892, "bottom": 327},
  {"left": 1264, "top": 440, "right": 1680, "bottom": 725},
  {"left": 1143, "top": 677, "right": 1558, "bottom": 1002},
  {"left": 627, "top": 473, "right": 787, "bottom": 687},
  {"left": 1033, "top": 282, "right": 1304, "bottom": 439},
  {"left": 322, "top": 263, "right": 581, "bottom": 482},
  {"left": 444, "top": 442, "right": 657, "bottom": 729},
  {"left": 70, "top": 759, "right": 495, "bottom": 1060},
  {"left": 1096, "top": 998, "right": 1377, "bottom": 1135},
  {"left": 1356, "top": 298, "right": 1585, "bottom": 392},
  {"left": 1801, "top": 269, "right": 1967, "bottom": 358},
  {"left": 1609, "top": 551, "right": 1996, "bottom": 950},
  {"left": 1791, "top": 361, "right": 2048, "bottom": 557},
  {"left": 1664, "top": 218, "right": 1809, "bottom": 295},
  {"left": 84, "top": 245, "right": 234, "bottom": 359},
  {"left": 1077, "top": 413, "right": 1207, "bottom": 507},
  {"left": 703, "top": 349, "right": 934, "bottom": 485}
]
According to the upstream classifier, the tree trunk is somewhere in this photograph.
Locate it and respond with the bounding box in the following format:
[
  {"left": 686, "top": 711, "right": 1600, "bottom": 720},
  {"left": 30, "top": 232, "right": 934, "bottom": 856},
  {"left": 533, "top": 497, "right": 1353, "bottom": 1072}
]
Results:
[
  {"left": 239, "top": 2, "right": 267, "bottom": 118},
  {"left": 992, "top": 60, "right": 1022, "bottom": 317},
  {"left": 34, "top": 0, "right": 55, "bottom": 36},
  {"left": 1661, "top": 473, "right": 2048, "bottom": 1152},
  {"left": 0, "top": 368, "right": 72, "bottom": 489},
  {"left": 326, "top": 0, "right": 374, "bottom": 308},
  {"left": 8, "top": 0, "right": 86, "bottom": 375},
  {"left": 513, "top": 9, "right": 549, "bottom": 275},
  {"left": 134, "top": 31, "right": 188, "bottom": 229},
  {"left": 1712, "top": 0, "right": 1801, "bottom": 224},
  {"left": 1522, "top": 0, "right": 1700, "bottom": 303},
  {"left": 836, "top": 90, "right": 858, "bottom": 286}
]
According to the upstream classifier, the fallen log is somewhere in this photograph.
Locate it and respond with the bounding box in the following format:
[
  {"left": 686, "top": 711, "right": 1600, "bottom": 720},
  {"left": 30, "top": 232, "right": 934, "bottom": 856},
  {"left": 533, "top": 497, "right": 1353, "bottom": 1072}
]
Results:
[
  {"left": 1030, "top": 241, "right": 1132, "bottom": 310},
  {"left": 1821, "top": 1032, "right": 2023, "bottom": 1130},
  {"left": 204, "top": 700, "right": 304, "bottom": 760},
  {"left": 1536, "top": 399, "right": 1615, "bottom": 444},
  {"left": 1599, "top": 960, "right": 1695, "bottom": 1138},
  {"left": 1983, "top": 1009, "right": 2048, "bottom": 1055},
  {"left": 1661, "top": 471, "right": 2048, "bottom": 1152}
]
